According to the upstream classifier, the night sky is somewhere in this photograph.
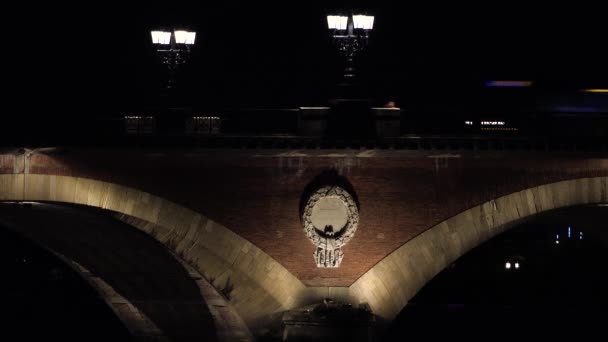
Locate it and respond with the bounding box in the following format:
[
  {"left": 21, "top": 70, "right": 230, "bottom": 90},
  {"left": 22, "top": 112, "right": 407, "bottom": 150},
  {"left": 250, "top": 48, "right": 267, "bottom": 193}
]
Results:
[{"left": 19, "top": 2, "right": 608, "bottom": 117}]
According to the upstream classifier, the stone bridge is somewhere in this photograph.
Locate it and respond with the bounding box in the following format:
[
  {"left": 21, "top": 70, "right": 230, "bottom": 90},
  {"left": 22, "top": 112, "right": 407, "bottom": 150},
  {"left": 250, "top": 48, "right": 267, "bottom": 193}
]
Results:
[{"left": 0, "top": 145, "right": 607, "bottom": 340}]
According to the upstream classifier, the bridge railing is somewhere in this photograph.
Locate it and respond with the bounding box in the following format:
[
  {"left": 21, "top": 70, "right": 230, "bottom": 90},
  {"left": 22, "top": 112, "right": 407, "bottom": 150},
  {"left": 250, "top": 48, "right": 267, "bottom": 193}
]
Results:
[{"left": 1, "top": 108, "right": 608, "bottom": 151}]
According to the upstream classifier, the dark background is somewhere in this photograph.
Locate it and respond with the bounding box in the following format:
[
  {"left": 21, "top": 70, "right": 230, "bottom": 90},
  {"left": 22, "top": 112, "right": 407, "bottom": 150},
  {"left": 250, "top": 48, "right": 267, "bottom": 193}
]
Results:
[
  {"left": 387, "top": 216, "right": 608, "bottom": 341},
  {"left": 15, "top": 1, "right": 608, "bottom": 117}
]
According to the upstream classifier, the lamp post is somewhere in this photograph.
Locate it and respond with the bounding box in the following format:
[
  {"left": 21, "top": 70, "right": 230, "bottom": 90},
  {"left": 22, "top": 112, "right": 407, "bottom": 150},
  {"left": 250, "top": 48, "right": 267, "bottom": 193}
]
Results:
[
  {"left": 151, "top": 29, "right": 196, "bottom": 89},
  {"left": 327, "top": 13, "right": 374, "bottom": 80}
]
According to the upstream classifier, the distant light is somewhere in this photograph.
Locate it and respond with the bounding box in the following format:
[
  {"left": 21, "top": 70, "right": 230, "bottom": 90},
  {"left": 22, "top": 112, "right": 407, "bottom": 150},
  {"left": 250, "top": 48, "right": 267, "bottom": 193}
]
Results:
[
  {"left": 568, "top": 226, "right": 571, "bottom": 238},
  {"left": 151, "top": 31, "right": 171, "bottom": 45},
  {"left": 174, "top": 31, "right": 196, "bottom": 45},
  {"left": 481, "top": 121, "right": 505, "bottom": 126},
  {"left": 581, "top": 88, "right": 608, "bottom": 93},
  {"left": 352, "top": 15, "right": 374, "bottom": 30},
  {"left": 555, "top": 240, "right": 560, "bottom": 244},
  {"left": 514, "top": 262, "right": 520, "bottom": 269},
  {"left": 124, "top": 116, "right": 154, "bottom": 120},
  {"left": 556, "top": 234, "right": 559, "bottom": 240},
  {"left": 505, "top": 262, "right": 511, "bottom": 269},
  {"left": 579, "top": 232, "right": 583, "bottom": 240},
  {"left": 193, "top": 116, "right": 220, "bottom": 120},
  {"left": 465, "top": 121, "right": 473, "bottom": 125},
  {"left": 485, "top": 80, "right": 533, "bottom": 87},
  {"left": 327, "top": 15, "right": 348, "bottom": 30}
]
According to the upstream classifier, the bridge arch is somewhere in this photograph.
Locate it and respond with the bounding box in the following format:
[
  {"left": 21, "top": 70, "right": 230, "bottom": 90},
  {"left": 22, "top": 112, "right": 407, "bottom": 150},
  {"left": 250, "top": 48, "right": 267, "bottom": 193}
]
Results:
[
  {"left": 0, "top": 174, "right": 306, "bottom": 327},
  {"left": 350, "top": 176, "right": 608, "bottom": 320},
  {"left": 0, "top": 201, "right": 257, "bottom": 341}
]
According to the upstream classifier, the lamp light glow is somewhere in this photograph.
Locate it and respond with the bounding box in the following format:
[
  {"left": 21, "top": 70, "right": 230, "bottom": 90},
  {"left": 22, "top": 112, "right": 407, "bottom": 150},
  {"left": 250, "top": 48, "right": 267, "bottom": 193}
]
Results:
[
  {"left": 327, "top": 15, "right": 348, "bottom": 30},
  {"left": 151, "top": 31, "right": 171, "bottom": 44},
  {"left": 505, "top": 262, "right": 511, "bottom": 269},
  {"left": 327, "top": 11, "right": 374, "bottom": 80},
  {"left": 174, "top": 31, "right": 196, "bottom": 45},
  {"left": 352, "top": 15, "right": 374, "bottom": 30}
]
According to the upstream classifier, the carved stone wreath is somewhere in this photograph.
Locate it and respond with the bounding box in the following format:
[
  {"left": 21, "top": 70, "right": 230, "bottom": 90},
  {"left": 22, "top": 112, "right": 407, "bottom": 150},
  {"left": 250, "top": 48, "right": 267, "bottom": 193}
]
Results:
[{"left": 302, "top": 186, "right": 359, "bottom": 268}]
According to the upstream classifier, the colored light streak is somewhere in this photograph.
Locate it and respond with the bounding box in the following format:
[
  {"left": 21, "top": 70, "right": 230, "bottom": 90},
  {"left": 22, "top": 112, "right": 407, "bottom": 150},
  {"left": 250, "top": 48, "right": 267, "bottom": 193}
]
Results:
[
  {"left": 555, "top": 106, "right": 599, "bottom": 113},
  {"left": 485, "top": 80, "right": 533, "bottom": 87},
  {"left": 582, "top": 89, "right": 608, "bottom": 93}
]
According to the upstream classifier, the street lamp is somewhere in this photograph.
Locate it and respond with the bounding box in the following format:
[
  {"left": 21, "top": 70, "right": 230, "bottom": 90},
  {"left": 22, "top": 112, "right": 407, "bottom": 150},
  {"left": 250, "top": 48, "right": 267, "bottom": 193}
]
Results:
[
  {"left": 327, "top": 13, "right": 374, "bottom": 80},
  {"left": 151, "top": 29, "right": 196, "bottom": 88}
]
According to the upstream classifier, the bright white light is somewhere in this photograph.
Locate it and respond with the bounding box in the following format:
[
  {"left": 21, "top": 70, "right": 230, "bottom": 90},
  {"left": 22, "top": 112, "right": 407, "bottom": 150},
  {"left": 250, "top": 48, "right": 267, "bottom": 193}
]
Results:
[
  {"left": 515, "top": 262, "right": 520, "bottom": 269},
  {"left": 579, "top": 232, "right": 583, "bottom": 240},
  {"left": 151, "top": 31, "right": 171, "bottom": 44},
  {"left": 555, "top": 240, "right": 560, "bottom": 244},
  {"left": 327, "top": 15, "right": 348, "bottom": 30},
  {"left": 465, "top": 121, "right": 473, "bottom": 125},
  {"left": 124, "top": 116, "right": 154, "bottom": 120},
  {"left": 353, "top": 15, "right": 374, "bottom": 30},
  {"left": 505, "top": 262, "right": 511, "bottom": 269},
  {"left": 193, "top": 116, "right": 220, "bottom": 120},
  {"left": 568, "top": 226, "right": 571, "bottom": 238},
  {"left": 481, "top": 121, "right": 505, "bottom": 126},
  {"left": 174, "top": 31, "right": 196, "bottom": 45}
]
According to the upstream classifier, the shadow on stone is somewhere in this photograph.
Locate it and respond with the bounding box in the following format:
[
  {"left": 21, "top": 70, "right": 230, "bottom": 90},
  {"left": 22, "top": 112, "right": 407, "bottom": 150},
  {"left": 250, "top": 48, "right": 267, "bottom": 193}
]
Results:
[
  {"left": 221, "top": 277, "right": 234, "bottom": 300},
  {"left": 256, "top": 299, "right": 377, "bottom": 341},
  {"left": 0, "top": 202, "right": 218, "bottom": 342},
  {"left": 299, "top": 169, "right": 360, "bottom": 220}
]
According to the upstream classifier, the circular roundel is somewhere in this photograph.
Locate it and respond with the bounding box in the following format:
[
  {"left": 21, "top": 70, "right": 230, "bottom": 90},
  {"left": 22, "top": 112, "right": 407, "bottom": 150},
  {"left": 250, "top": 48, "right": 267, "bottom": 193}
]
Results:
[{"left": 302, "top": 186, "right": 359, "bottom": 248}]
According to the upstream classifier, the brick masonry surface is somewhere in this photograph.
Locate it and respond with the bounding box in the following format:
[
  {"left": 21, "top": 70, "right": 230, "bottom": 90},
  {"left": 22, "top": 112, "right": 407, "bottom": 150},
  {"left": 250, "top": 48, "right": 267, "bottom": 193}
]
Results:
[{"left": 2, "top": 149, "right": 607, "bottom": 287}]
